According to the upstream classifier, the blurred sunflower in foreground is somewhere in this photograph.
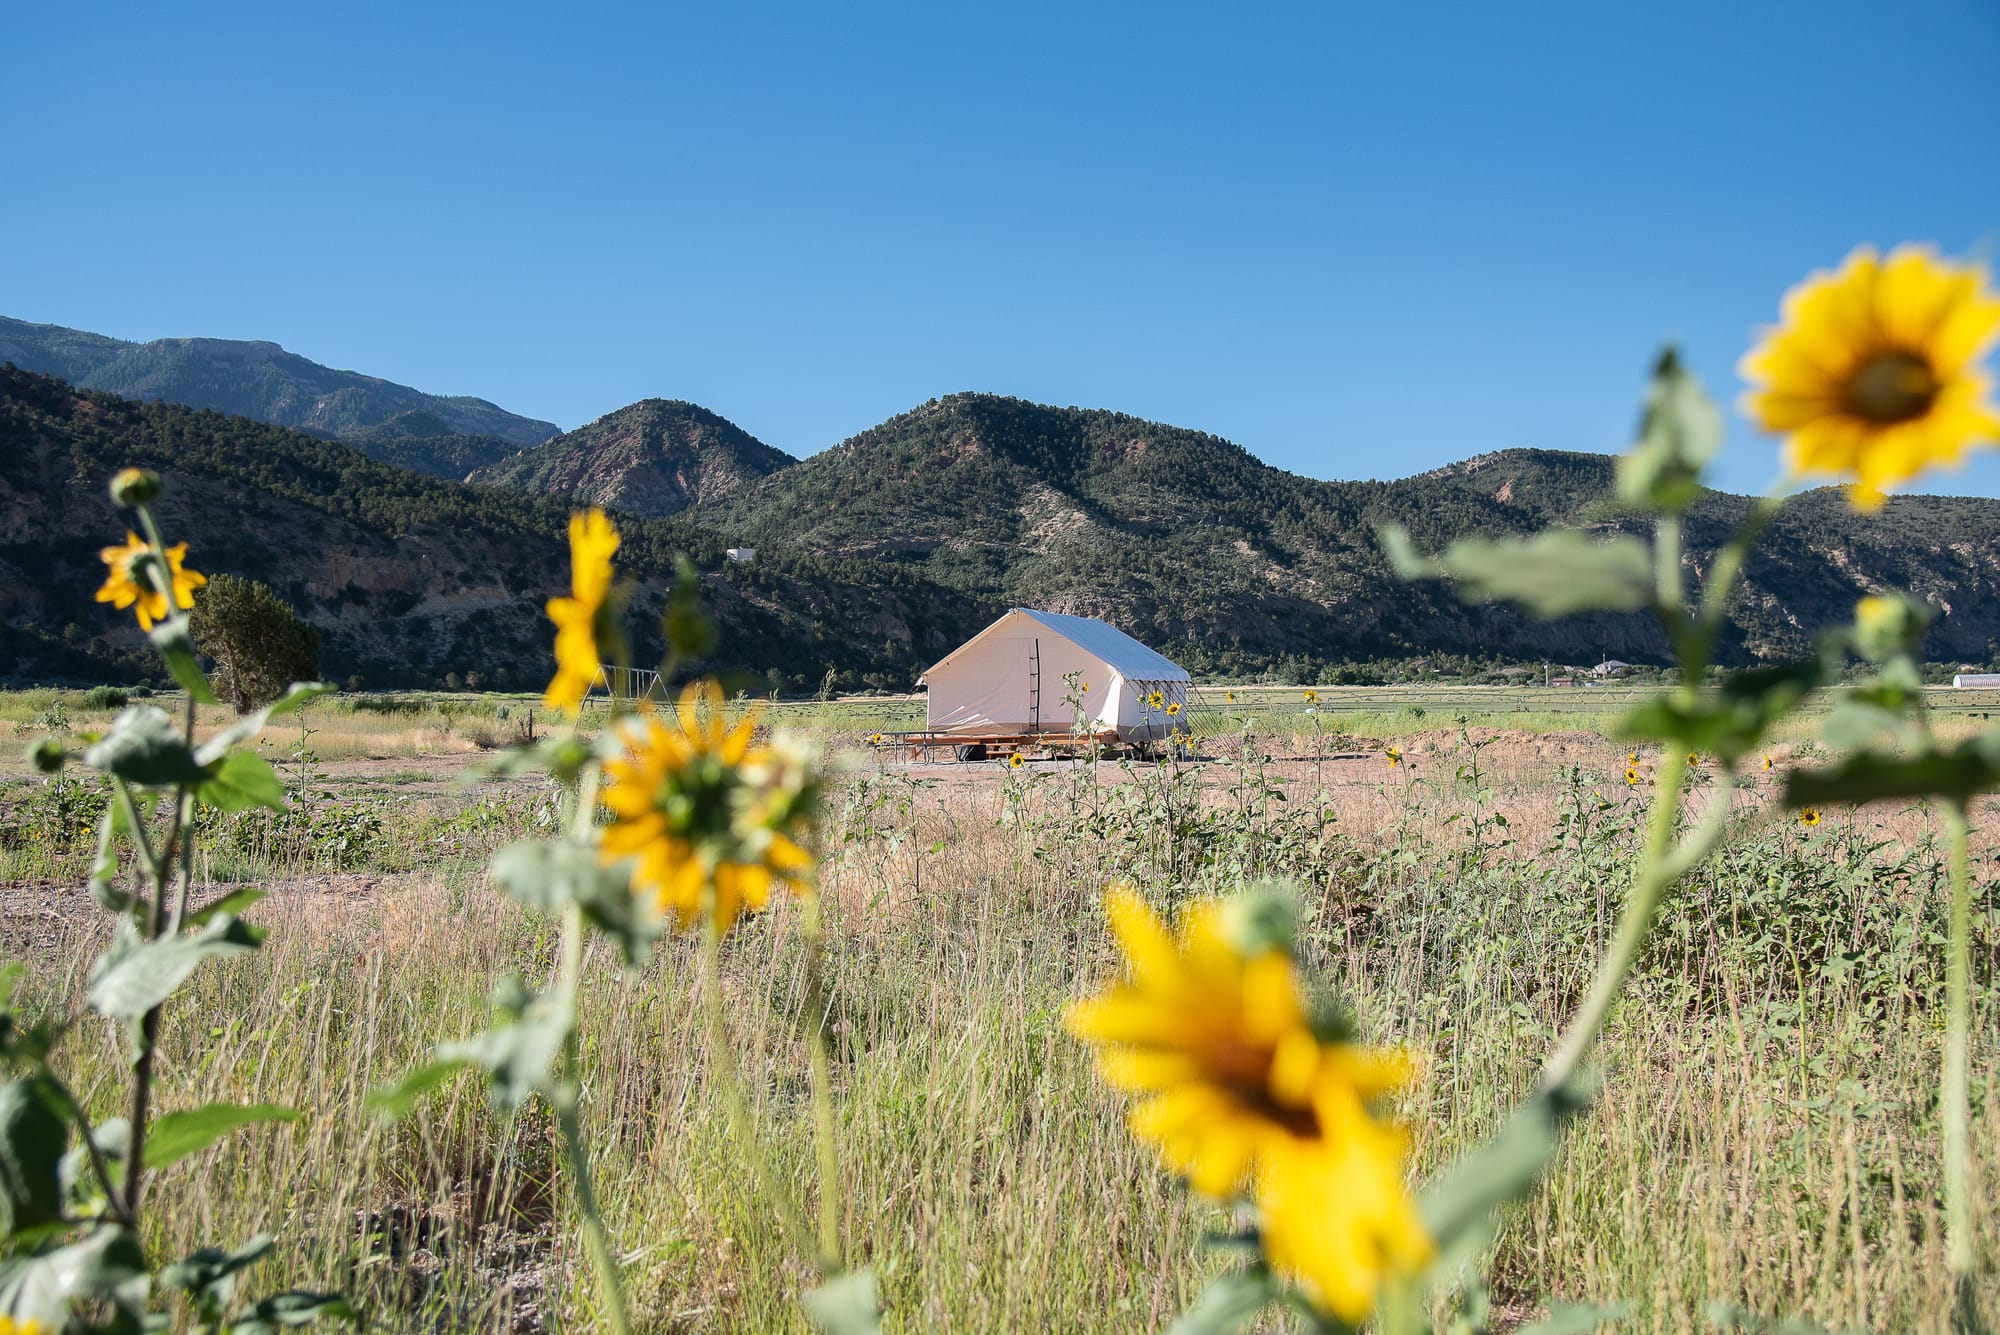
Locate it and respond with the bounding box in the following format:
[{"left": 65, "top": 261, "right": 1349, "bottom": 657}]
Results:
[
  {"left": 96, "top": 532, "right": 205, "bottom": 630},
  {"left": 544, "top": 508, "right": 621, "bottom": 714},
  {"left": 1742, "top": 245, "right": 2000, "bottom": 510},
  {"left": 1067, "top": 887, "right": 1429, "bottom": 1322},
  {"left": 599, "top": 681, "right": 820, "bottom": 934}
]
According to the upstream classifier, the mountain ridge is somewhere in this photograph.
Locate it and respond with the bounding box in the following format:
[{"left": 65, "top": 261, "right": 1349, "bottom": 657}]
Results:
[{"left": 0, "top": 316, "right": 559, "bottom": 450}]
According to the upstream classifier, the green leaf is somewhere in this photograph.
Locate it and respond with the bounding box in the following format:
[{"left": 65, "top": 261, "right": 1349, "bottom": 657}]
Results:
[
  {"left": 1786, "top": 729, "right": 2000, "bottom": 807},
  {"left": 1382, "top": 527, "right": 1653, "bottom": 618},
  {"left": 87, "top": 795, "right": 136, "bottom": 913},
  {"left": 88, "top": 915, "right": 262, "bottom": 1025},
  {"left": 144, "top": 1103, "right": 299, "bottom": 1170},
  {"left": 59, "top": 1118, "right": 129, "bottom": 1219},
  {"left": 0, "top": 1077, "right": 70, "bottom": 1236},
  {"left": 198, "top": 749, "right": 288, "bottom": 813},
  {"left": 160, "top": 1233, "right": 272, "bottom": 1313},
  {"left": 1164, "top": 1269, "right": 1282, "bottom": 1335},
  {"left": 193, "top": 682, "right": 336, "bottom": 766},
  {"left": 1617, "top": 346, "right": 1721, "bottom": 513},
  {"left": 228, "top": 1290, "right": 361, "bottom": 1332},
  {"left": 83, "top": 705, "right": 206, "bottom": 786},
  {"left": 1419, "top": 1080, "right": 1594, "bottom": 1277},
  {"left": 1518, "top": 1300, "right": 1632, "bottom": 1335},
  {"left": 665, "top": 553, "right": 719, "bottom": 663},
  {"left": 493, "top": 841, "right": 654, "bottom": 966},
  {"left": 0, "top": 1224, "right": 149, "bottom": 1328},
  {"left": 152, "top": 620, "right": 220, "bottom": 705},
  {"left": 802, "top": 1269, "right": 883, "bottom": 1335},
  {"left": 366, "top": 1059, "right": 472, "bottom": 1121},
  {"left": 188, "top": 886, "right": 268, "bottom": 930},
  {"left": 1616, "top": 661, "right": 1823, "bottom": 763}
]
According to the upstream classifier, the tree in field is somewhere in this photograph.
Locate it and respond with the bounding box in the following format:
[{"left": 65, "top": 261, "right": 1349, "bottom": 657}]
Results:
[{"left": 189, "top": 574, "right": 321, "bottom": 711}]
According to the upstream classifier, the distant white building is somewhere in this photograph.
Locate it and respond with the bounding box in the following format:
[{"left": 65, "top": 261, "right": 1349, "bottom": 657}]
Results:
[
  {"left": 1953, "top": 673, "right": 2000, "bottom": 688},
  {"left": 725, "top": 547, "right": 757, "bottom": 564},
  {"left": 1590, "top": 659, "right": 1633, "bottom": 678}
]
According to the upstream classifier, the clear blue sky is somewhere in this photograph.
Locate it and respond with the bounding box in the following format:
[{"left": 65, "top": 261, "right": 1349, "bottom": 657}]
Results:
[{"left": 5, "top": 1, "right": 1998, "bottom": 497}]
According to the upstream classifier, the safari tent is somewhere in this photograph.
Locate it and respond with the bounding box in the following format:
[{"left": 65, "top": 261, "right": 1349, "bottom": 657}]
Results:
[{"left": 918, "top": 608, "right": 1191, "bottom": 741}]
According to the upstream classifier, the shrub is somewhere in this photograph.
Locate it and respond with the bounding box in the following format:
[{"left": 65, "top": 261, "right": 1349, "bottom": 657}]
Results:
[{"left": 190, "top": 573, "right": 322, "bottom": 712}]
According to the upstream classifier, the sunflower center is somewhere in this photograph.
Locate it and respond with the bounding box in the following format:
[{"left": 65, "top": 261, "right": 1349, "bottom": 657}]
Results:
[{"left": 1844, "top": 350, "right": 1938, "bottom": 424}]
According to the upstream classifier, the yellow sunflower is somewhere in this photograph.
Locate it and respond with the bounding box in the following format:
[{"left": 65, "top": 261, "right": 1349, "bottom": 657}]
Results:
[
  {"left": 1066, "top": 888, "right": 1416, "bottom": 1199},
  {"left": 96, "top": 533, "right": 205, "bottom": 631},
  {"left": 1386, "top": 747, "right": 1403, "bottom": 768},
  {"left": 1626, "top": 751, "right": 1639, "bottom": 765},
  {"left": 869, "top": 732, "right": 884, "bottom": 747},
  {"left": 543, "top": 509, "right": 621, "bottom": 714},
  {"left": 1257, "top": 1115, "right": 1434, "bottom": 1324},
  {"left": 1686, "top": 751, "right": 1700, "bottom": 768},
  {"left": 0, "top": 1317, "right": 47, "bottom": 1335},
  {"left": 598, "top": 681, "right": 818, "bottom": 935},
  {"left": 1166, "top": 701, "right": 1182, "bottom": 717},
  {"left": 1302, "top": 689, "right": 1320, "bottom": 705},
  {"left": 1008, "top": 751, "right": 1026, "bottom": 769},
  {"left": 1761, "top": 753, "right": 1774, "bottom": 773},
  {"left": 1146, "top": 690, "right": 1165, "bottom": 710},
  {"left": 1799, "top": 807, "right": 1822, "bottom": 828},
  {"left": 1741, "top": 245, "right": 2000, "bottom": 510},
  {"left": 1625, "top": 767, "right": 1640, "bottom": 787},
  {"left": 1226, "top": 690, "right": 1237, "bottom": 704}
]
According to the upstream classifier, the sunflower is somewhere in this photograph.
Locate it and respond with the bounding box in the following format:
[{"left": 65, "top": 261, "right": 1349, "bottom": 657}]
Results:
[
  {"left": 1741, "top": 246, "right": 2000, "bottom": 510},
  {"left": 869, "top": 732, "right": 884, "bottom": 747},
  {"left": 1080, "top": 681, "right": 1090, "bottom": 694},
  {"left": 1626, "top": 751, "right": 1639, "bottom": 765},
  {"left": 1386, "top": 747, "right": 1403, "bottom": 768},
  {"left": 1008, "top": 751, "right": 1026, "bottom": 769},
  {"left": 1166, "top": 701, "right": 1182, "bottom": 717},
  {"left": 1799, "top": 807, "right": 1822, "bottom": 828},
  {"left": 1146, "top": 690, "right": 1165, "bottom": 710},
  {"left": 1761, "top": 753, "right": 1774, "bottom": 773},
  {"left": 1066, "top": 888, "right": 1416, "bottom": 1199},
  {"left": 0, "top": 1317, "right": 46, "bottom": 1335},
  {"left": 1257, "top": 1116, "right": 1434, "bottom": 1324},
  {"left": 1686, "top": 751, "right": 1700, "bottom": 768},
  {"left": 598, "top": 681, "right": 818, "bottom": 935},
  {"left": 1302, "top": 689, "right": 1320, "bottom": 705},
  {"left": 1225, "top": 690, "right": 1237, "bottom": 704},
  {"left": 96, "top": 533, "right": 205, "bottom": 631},
  {"left": 544, "top": 509, "right": 621, "bottom": 715},
  {"left": 1625, "top": 767, "right": 1640, "bottom": 787}
]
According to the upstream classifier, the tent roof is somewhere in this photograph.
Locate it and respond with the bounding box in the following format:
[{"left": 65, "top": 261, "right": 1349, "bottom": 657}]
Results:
[{"left": 922, "top": 607, "right": 1190, "bottom": 683}]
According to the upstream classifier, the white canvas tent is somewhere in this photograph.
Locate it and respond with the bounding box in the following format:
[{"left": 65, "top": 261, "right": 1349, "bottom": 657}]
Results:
[{"left": 918, "top": 608, "right": 1191, "bottom": 740}]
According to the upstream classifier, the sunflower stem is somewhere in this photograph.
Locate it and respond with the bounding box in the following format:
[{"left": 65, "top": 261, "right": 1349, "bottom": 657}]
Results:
[
  {"left": 700, "top": 900, "right": 821, "bottom": 1266},
  {"left": 1941, "top": 800, "right": 1978, "bottom": 1330},
  {"left": 799, "top": 889, "right": 843, "bottom": 1270},
  {"left": 550, "top": 766, "right": 630, "bottom": 1335}
]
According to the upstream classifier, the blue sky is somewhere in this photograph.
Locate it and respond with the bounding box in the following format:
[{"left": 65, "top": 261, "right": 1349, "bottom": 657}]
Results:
[{"left": 5, "top": 1, "right": 1998, "bottom": 496}]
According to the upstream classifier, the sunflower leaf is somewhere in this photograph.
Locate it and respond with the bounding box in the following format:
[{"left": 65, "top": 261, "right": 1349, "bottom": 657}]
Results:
[
  {"left": 1164, "top": 1268, "right": 1283, "bottom": 1335},
  {"left": 1381, "top": 527, "right": 1653, "bottom": 618},
  {"left": 150, "top": 620, "right": 221, "bottom": 705},
  {"left": 1617, "top": 345, "right": 1720, "bottom": 513},
  {"left": 802, "top": 1268, "right": 882, "bottom": 1335}
]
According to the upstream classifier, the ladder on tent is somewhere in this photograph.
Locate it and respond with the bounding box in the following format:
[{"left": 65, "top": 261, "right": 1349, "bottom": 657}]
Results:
[{"left": 1029, "top": 637, "right": 1041, "bottom": 731}]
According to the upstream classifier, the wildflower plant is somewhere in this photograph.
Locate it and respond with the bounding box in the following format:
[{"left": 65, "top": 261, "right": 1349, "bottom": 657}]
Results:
[
  {"left": 0, "top": 469, "right": 351, "bottom": 1331},
  {"left": 1363, "top": 245, "right": 2000, "bottom": 1331},
  {"left": 372, "top": 511, "right": 863, "bottom": 1333}
]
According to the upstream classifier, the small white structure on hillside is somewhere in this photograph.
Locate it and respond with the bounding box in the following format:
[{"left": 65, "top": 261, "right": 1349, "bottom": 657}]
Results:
[
  {"left": 918, "top": 608, "right": 1191, "bottom": 740},
  {"left": 1953, "top": 673, "right": 2000, "bottom": 688}
]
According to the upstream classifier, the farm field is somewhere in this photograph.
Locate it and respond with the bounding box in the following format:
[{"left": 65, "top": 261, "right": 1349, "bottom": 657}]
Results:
[{"left": 2, "top": 688, "right": 1995, "bottom": 1332}]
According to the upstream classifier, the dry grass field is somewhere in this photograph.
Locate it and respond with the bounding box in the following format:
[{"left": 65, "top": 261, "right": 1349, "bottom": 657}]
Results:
[{"left": 2, "top": 689, "right": 1995, "bottom": 1332}]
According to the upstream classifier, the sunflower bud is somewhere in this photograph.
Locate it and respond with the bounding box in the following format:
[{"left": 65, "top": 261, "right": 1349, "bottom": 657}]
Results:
[
  {"left": 27, "top": 738, "right": 65, "bottom": 774},
  {"left": 108, "top": 468, "right": 162, "bottom": 507},
  {"left": 1853, "top": 593, "right": 1930, "bottom": 664}
]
